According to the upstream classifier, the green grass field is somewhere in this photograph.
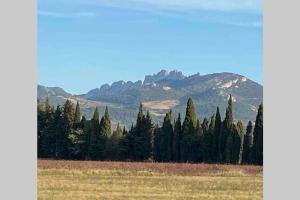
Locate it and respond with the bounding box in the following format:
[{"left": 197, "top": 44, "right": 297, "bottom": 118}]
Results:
[{"left": 38, "top": 160, "right": 263, "bottom": 200}]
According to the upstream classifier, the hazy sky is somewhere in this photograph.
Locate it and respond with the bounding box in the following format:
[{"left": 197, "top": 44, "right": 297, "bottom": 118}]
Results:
[{"left": 38, "top": 0, "right": 263, "bottom": 94}]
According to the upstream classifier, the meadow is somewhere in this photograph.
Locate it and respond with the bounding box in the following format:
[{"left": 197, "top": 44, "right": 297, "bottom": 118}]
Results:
[{"left": 38, "top": 160, "right": 263, "bottom": 200}]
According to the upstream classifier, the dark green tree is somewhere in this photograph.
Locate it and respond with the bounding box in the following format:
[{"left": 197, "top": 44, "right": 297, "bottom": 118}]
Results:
[
  {"left": 153, "top": 124, "right": 161, "bottom": 161},
  {"left": 158, "top": 111, "right": 174, "bottom": 162},
  {"left": 232, "top": 121, "right": 244, "bottom": 164},
  {"left": 253, "top": 103, "right": 263, "bottom": 165},
  {"left": 242, "top": 121, "right": 254, "bottom": 164},
  {"left": 99, "top": 106, "right": 112, "bottom": 137},
  {"left": 212, "top": 107, "right": 222, "bottom": 162},
  {"left": 220, "top": 95, "right": 234, "bottom": 162},
  {"left": 203, "top": 114, "right": 215, "bottom": 163},
  {"left": 74, "top": 101, "right": 81, "bottom": 124},
  {"left": 173, "top": 113, "right": 182, "bottom": 162},
  {"left": 105, "top": 123, "right": 123, "bottom": 160},
  {"left": 87, "top": 107, "right": 100, "bottom": 160},
  {"left": 181, "top": 98, "right": 198, "bottom": 162},
  {"left": 56, "top": 99, "right": 75, "bottom": 159},
  {"left": 132, "top": 104, "right": 153, "bottom": 161}
]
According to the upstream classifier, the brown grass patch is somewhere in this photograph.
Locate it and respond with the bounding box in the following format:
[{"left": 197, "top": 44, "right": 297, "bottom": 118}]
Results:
[{"left": 38, "top": 160, "right": 262, "bottom": 176}]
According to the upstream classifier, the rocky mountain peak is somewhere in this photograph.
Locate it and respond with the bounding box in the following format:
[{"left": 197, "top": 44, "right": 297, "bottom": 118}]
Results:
[{"left": 143, "top": 69, "right": 186, "bottom": 85}]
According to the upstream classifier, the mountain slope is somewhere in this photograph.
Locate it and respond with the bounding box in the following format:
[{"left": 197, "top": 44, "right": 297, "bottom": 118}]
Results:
[{"left": 38, "top": 70, "right": 263, "bottom": 128}]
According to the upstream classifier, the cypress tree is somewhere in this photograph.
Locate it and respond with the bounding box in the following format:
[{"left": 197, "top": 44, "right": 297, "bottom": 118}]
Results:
[
  {"left": 131, "top": 104, "right": 153, "bottom": 161},
  {"left": 40, "top": 102, "right": 55, "bottom": 158},
  {"left": 225, "top": 130, "right": 233, "bottom": 163},
  {"left": 53, "top": 106, "right": 64, "bottom": 158},
  {"left": 220, "top": 95, "right": 234, "bottom": 162},
  {"left": 74, "top": 101, "right": 81, "bottom": 124},
  {"left": 99, "top": 106, "right": 112, "bottom": 137},
  {"left": 143, "top": 111, "right": 154, "bottom": 160},
  {"left": 105, "top": 123, "right": 123, "bottom": 160},
  {"left": 99, "top": 106, "right": 112, "bottom": 160},
  {"left": 153, "top": 124, "right": 161, "bottom": 161},
  {"left": 159, "top": 110, "right": 174, "bottom": 162},
  {"left": 242, "top": 121, "right": 254, "bottom": 164},
  {"left": 203, "top": 114, "right": 215, "bottom": 163},
  {"left": 173, "top": 113, "right": 182, "bottom": 162},
  {"left": 232, "top": 121, "right": 244, "bottom": 164},
  {"left": 80, "top": 116, "right": 86, "bottom": 129},
  {"left": 253, "top": 103, "right": 263, "bottom": 165},
  {"left": 57, "top": 99, "right": 74, "bottom": 159},
  {"left": 195, "top": 119, "right": 204, "bottom": 162},
  {"left": 87, "top": 107, "right": 100, "bottom": 160},
  {"left": 181, "top": 98, "right": 198, "bottom": 162},
  {"left": 212, "top": 107, "right": 222, "bottom": 162}
]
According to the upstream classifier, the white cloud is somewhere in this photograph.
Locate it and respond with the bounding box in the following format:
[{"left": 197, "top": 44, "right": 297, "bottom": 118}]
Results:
[
  {"left": 38, "top": 11, "right": 67, "bottom": 18},
  {"left": 38, "top": 10, "right": 96, "bottom": 18},
  {"left": 78, "top": 0, "right": 263, "bottom": 13}
]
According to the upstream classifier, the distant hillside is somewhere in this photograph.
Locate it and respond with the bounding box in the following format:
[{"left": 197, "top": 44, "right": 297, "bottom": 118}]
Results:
[{"left": 38, "top": 70, "right": 263, "bottom": 128}]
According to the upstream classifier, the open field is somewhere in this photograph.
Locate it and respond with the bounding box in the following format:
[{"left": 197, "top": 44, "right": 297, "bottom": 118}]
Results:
[{"left": 38, "top": 160, "right": 263, "bottom": 200}]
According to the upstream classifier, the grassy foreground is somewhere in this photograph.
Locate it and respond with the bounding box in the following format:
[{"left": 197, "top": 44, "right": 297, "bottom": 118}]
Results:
[{"left": 38, "top": 160, "right": 263, "bottom": 200}]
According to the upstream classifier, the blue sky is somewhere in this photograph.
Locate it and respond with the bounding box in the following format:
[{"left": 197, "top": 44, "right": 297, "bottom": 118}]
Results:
[{"left": 38, "top": 0, "right": 263, "bottom": 94}]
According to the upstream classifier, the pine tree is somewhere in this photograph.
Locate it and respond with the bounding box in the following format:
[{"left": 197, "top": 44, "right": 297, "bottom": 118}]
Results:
[
  {"left": 242, "top": 121, "right": 254, "bottom": 164},
  {"left": 173, "top": 113, "right": 182, "bottom": 162},
  {"left": 181, "top": 98, "right": 198, "bottom": 162},
  {"left": 253, "top": 103, "right": 263, "bottom": 165}
]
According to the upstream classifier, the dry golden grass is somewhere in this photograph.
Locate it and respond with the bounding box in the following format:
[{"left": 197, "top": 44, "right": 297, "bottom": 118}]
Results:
[
  {"left": 142, "top": 100, "right": 179, "bottom": 110},
  {"left": 38, "top": 160, "right": 263, "bottom": 200}
]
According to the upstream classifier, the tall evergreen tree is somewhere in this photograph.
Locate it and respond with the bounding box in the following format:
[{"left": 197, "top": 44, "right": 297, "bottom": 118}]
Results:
[
  {"left": 220, "top": 95, "right": 234, "bottom": 162},
  {"left": 253, "top": 103, "right": 263, "bottom": 165},
  {"left": 242, "top": 121, "right": 254, "bottom": 164},
  {"left": 143, "top": 111, "right": 154, "bottom": 160},
  {"left": 212, "top": 107, "right": 222, "bottom": 162},
  {"left": 99, "top": 106, "right": 112, "bottom": 137},
  {"left": 153, "top": 124, "right": 161, "bottom": 161},
  {"left": 173, "top": 113, "right": 182, "bottom": 162},
  {"left": 181, "top": 98, "right": 198, "bottom": 162},
  {"left": 130, "top": 104, "right": 153, "bottom": 161},
  {"left": 87, "top": 107, "right": 100, "bottom": 160},
  {"left": 194, "top": 119, "right": 204, "bottom": 162},
  {"left": 56, "top": 99, "right": 75, "bottom": 159},
  {"left": 203, "top": 114, "right": 215, "bottom": 163},
  {"left": 158, "top": 111, "right": 174, "bottom": 162},
  {"left": 105, "top": 123, "right": 123, "bottom": 160},
  {"left": 232, "top": 121, "right": 244, "bottom": 164},
  {"left": 74, "top": 101, "right": 81, "bottom": 124}
]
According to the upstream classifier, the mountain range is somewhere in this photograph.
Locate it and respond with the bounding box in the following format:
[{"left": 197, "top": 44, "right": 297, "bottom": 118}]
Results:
[{"left": 38, "top": 70, "right": 263, "bottom": 129}]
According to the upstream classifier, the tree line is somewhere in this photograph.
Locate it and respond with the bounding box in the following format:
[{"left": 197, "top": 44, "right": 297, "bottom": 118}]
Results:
[{"left": 38, "top": 95, "right": 263, "bottom": 165}]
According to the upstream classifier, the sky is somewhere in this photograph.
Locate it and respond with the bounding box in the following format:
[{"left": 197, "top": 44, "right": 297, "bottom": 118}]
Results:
[{"left": 38, "top": 0, "right": 263, "bottom": 94}]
